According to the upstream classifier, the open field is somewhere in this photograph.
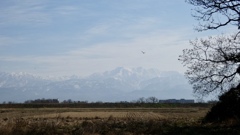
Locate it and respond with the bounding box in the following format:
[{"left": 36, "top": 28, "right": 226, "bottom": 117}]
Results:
[
  {"left": 0, "top": 107, "right": 207, "bottom": 120},
  {"left": 0, "top": 106, "right": 239, "bottom": 135}
]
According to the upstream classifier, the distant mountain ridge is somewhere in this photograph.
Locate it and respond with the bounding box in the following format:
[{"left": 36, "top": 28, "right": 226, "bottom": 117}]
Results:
[{"left": 0, "top": 67, "right": 193, "bottom": 102}]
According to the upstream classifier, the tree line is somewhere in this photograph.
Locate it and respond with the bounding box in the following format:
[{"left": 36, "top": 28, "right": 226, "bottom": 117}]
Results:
[{"left": 1, "top": 96, "right": 196, "bottom": 105}]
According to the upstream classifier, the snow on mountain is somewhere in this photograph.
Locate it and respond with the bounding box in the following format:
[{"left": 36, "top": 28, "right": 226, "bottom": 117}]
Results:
[
  {"left": 0, "top": 67, "right": 193, "bottom": 102},
  {"left": 90, "top": 67, "right": 161, "bottom": 80},
  {"left": 0, "top": 72, "right": 49, "bottom": 88},
  {"left": 88, "top": 67, "right": 164, "bottom": 90}
]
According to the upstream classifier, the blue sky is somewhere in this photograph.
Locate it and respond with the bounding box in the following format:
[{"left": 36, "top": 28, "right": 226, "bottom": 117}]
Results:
[{"left": 0, "top": 0, "right": 234, "bottom": 77}]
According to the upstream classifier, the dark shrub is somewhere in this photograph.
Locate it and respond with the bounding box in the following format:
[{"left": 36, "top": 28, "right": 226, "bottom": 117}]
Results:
[{"left": 204, "top": 83, "right": 240, "bottom": 123}]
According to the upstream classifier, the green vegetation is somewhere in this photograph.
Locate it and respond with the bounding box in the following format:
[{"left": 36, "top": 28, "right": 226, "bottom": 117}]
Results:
[{"left": 204, "top": 84, "right": 240, "bottom": 123}]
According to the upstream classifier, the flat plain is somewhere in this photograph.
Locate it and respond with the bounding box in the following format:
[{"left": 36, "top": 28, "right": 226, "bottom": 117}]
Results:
[
  {"left": 0, "top": 106, "right": 239, "bottom": 135},
  {"left": 0, "top": 107, "right": 208, "bottom": 121}
]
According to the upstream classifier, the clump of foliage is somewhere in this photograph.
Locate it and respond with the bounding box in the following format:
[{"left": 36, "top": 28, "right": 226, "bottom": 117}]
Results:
[{"left": 204, "top": 84, "right": 240, "bottom": 124}]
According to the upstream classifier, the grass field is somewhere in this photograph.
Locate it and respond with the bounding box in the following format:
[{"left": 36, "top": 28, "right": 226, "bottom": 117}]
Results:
[{"left": 0, "top": 106, "right": 239, "bottom": 135}]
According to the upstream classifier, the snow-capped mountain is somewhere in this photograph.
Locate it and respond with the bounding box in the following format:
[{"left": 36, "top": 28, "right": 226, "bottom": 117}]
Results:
[{"left": 0, "top": 67, "right": 193, "bottom": 102}]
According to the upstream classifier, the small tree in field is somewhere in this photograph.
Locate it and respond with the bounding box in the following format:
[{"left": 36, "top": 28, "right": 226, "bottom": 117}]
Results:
[
  {"left": 136, "top": 97, "right": 146, "bottom": 103},
  {"left": 146, "top": 97, "right": 158, "bottom": 103}
]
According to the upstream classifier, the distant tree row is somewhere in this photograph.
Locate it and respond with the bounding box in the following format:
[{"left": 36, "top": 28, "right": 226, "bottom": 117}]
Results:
[
  {"left": 24, "top": 98, "right": 59, "bottom": 104},
  {"left": 23, "top": 97, "right": 158, "bottom": 104},
  {"left": 133, "top": 97, "right": 195, "bottom": 104},
  {"left": 1, "top": 97, "right": 196, "bottom": 104},
  {"left": 133, "top": 97, "right": 159, "bottom": 103},
  {"left": 61, "top": 99, "right": 88, "bottom": 104},
  {"left": 24, "top": 98, "right": 88, "bottom": 104}
]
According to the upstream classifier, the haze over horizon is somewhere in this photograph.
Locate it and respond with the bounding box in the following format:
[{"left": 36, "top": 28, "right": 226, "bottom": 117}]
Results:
[
  {"left": 0, "top": 0, "right": 235, "bottom": 77},
  {"left": 0, "top": 67, "right": 196, "bottom": 103}
]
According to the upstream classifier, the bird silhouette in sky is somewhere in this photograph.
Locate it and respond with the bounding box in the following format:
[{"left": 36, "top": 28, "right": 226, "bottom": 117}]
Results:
[{"left": 141, "top": 51, "right": 145, "bottom": 54}]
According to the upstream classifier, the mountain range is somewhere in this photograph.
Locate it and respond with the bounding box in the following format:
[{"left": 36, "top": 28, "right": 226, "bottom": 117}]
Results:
[{"left": 0, "top": 67, "right": 194, "bottom": 103}]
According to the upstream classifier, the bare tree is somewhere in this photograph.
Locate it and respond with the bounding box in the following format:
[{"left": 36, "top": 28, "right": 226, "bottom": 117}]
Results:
[
  {"left": 184, "top": 0, "right": 240, "bottom": 123},
  {"left": 186, "top": 0, "right": 240, "bottom": 32},
  {"left": 146, "top": 97, "right": 158, "bottom": 103},
  {"left": 136, "top": 97, "right": 146, "bottom": 103},
  {"left": 179, "top": 35, "right": 240, "bottom": 96},
  {"left": 179, "top": 0, "right": 240, "bottom": 97}
]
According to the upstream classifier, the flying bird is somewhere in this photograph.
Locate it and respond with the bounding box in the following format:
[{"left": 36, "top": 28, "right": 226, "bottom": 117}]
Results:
[{"left": 141, "top": 51, "right": 145, "bottom": 54}]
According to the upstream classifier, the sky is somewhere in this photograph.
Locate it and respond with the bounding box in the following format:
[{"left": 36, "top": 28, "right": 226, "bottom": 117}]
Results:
[{"left": 0, "top": 0, "right": 234, "bottom": 77}]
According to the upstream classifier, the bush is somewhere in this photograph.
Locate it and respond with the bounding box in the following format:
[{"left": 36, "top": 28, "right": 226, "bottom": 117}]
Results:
[{"left": 204, "top": 83, "right": 240, "bottom": 123}]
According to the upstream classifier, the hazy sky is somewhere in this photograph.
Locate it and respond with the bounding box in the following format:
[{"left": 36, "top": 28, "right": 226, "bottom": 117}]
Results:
[{"left": 0, "top": 0, "right": 234, "bottom": 77}]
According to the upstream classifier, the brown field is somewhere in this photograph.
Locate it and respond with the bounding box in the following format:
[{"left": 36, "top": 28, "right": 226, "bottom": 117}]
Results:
[
  {"left": 0, "top": 107, "right": 239, "bottom": 135},
  {"left": 0, "top": 107, "right": 208, "bottom": 122}
]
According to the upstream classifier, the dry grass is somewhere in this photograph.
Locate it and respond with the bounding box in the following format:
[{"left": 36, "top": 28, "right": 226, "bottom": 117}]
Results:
[
  {"left": 0, "top": 107, "right": 207, "bottom": 119},
  {"left": 0, "top": 107, "right": 239, "bottom": 135}
]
